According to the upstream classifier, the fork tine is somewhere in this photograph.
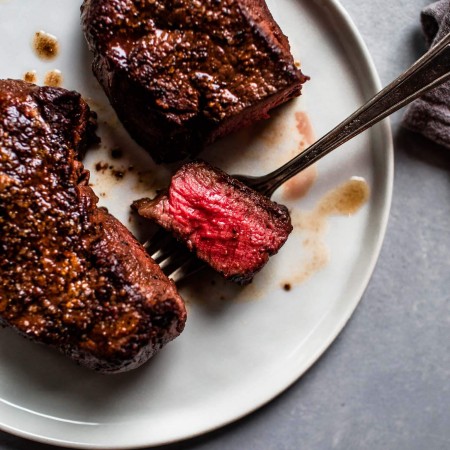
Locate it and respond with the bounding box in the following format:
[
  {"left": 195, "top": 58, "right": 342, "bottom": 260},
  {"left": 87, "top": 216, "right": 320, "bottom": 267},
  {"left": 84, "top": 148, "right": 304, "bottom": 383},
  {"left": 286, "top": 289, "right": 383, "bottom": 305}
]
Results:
[
  {"left": 143, "top": 228, "right": 170, "bottom": 253},
  {"left": 167, "top": 256, "right": 205, "bottom": 284},
  {"left": 160, "top": 248, "right": 191, "bottom": 274},
  {"left": 143, "top": 227, "right": 205, "bottom": 282},
  {"left": 144, "top": 229, "right": 181, "bottom": 264}
]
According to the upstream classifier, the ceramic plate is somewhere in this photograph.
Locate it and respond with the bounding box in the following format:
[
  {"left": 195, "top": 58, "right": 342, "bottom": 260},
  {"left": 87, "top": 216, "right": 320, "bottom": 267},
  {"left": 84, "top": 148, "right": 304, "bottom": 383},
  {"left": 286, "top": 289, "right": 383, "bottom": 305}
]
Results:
[{"left": 0, "top": 0, "right": 393, "bottom": 448}]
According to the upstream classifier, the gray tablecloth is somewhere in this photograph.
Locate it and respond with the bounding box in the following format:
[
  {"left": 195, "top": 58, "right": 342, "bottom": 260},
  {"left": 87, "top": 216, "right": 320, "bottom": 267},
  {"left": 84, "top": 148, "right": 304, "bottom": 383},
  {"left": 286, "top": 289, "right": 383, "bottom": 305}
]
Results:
[{"left": 1, "top": 0, "right": 449, "bottom": 449}]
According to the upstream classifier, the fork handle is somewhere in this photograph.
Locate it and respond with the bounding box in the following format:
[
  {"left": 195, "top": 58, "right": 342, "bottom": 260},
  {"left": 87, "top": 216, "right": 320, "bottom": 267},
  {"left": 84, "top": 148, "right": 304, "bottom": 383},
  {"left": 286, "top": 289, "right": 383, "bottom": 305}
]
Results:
[{"left": 246, "top": 32, "right": 450, "bottom": 197}]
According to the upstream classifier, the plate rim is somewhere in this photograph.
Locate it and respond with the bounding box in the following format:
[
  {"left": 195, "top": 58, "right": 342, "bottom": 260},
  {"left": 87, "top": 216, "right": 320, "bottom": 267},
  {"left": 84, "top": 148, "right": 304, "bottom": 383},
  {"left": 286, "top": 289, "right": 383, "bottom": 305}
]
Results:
[{"left": 0, "top": 0, "right": 394, "bottom": 448}]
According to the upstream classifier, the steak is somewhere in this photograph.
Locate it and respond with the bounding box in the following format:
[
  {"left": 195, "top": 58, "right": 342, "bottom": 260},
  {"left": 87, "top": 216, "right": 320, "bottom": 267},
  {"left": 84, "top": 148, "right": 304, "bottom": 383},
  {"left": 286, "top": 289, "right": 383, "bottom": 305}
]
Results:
[
  {"left": 132, "top": 161, "right": 292, "bottom": 284},
  {"left": 0, "top": 79, "right": 186, "bottom": 373},
  {"left": 81, "top": 0, "right": 308, "bottom": 163}
]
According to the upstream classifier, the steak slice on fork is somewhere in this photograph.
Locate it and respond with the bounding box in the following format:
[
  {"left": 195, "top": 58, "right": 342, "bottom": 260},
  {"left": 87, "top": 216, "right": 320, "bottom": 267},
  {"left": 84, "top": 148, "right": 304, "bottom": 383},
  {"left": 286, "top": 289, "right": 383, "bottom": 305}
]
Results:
[{"left": 133, "top": 161, "right": 292, "bottom": 284}]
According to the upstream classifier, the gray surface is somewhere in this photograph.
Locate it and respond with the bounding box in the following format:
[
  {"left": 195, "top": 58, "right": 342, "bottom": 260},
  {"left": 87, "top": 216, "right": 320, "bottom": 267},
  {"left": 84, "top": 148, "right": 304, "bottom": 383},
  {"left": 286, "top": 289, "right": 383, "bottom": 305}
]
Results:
[{"left": 1, "top": 0, "right": 449, "bottom": 449}]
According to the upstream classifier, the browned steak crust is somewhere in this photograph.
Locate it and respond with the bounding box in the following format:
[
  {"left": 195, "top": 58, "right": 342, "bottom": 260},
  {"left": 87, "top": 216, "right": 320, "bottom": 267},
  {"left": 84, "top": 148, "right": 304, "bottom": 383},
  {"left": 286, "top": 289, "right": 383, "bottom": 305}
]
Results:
[
  {"left": 0, "top": 79, "right": 186, "bottom": 373},
  {"left": 81, "top": 0, "right": 308, "bottom": 163}
]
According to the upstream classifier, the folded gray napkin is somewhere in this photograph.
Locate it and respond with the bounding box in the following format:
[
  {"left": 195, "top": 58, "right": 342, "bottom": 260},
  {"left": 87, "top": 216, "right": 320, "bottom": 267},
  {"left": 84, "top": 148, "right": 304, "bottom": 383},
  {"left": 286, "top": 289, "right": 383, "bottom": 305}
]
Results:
[{"left": 402, "top": 0, "right": 450, "bottom": 148}]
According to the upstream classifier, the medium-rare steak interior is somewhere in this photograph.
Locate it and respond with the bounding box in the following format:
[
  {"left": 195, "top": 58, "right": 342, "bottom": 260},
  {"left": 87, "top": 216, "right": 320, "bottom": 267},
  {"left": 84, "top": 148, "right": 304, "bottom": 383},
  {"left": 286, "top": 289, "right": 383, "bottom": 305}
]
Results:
[
  {"left": 0, "top": 79, "right": 186, "bottom": 373},
  {"left": 81, "top": 0, "right": 308, "bottom": 163},
  {"left": 133, "top": 161, "right": 292, "bottom": 284}
]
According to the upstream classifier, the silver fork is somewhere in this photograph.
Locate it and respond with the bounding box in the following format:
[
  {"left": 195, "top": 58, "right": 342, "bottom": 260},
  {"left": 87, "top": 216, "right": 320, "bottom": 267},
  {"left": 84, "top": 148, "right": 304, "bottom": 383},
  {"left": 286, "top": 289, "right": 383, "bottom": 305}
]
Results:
[{"left": 145, "top": 32, "right": 450, "bottom": 283}]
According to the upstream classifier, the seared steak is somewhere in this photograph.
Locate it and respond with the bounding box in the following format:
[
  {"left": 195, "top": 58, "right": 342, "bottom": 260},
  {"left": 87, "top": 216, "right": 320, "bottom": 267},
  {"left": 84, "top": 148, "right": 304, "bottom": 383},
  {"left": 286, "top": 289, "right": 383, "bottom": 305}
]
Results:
[
  {"left": 81, "top": 0, "right": 308, "bottom": 163},
  {"left": 0, "top": 79, "right": 186, "bottom": 373},
  {"left": 133, "top": 161, "right": 292, "bottom": 284}
]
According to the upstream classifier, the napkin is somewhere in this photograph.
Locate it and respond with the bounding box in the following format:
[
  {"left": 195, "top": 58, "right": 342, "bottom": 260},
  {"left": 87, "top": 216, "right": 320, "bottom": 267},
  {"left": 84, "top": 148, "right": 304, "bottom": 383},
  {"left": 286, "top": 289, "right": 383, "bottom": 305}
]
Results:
[{"left": 402, "top": 0, "right": 450, "bottom": 148}]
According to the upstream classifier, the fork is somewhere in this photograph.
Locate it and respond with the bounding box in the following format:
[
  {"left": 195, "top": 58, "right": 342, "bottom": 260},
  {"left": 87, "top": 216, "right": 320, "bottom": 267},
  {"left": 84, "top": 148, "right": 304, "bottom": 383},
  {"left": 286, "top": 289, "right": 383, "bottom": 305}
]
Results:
[{"left": 145, "top": 31, "right": 450, "bottom": 283}]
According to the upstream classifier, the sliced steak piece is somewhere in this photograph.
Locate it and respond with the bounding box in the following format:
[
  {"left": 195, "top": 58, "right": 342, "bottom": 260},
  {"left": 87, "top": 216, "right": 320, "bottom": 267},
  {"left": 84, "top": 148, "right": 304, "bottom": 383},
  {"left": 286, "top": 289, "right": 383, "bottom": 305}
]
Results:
[
  {"left": 133, "top": 161, "right": 292, "bottom": 284},
  {"left": 81, "top": 0, "right": 308, "bottom": 163},
  {"left": 0, "top": 79, "right": 186, "bottom": 373}
]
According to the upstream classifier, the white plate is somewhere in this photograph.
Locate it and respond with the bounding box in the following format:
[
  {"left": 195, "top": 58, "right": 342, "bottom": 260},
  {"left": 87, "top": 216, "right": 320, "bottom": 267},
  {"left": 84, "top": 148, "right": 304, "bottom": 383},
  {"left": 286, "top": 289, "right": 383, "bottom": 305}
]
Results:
[{"left": 0, "top": 0, "right": 393, "bottom": 448}]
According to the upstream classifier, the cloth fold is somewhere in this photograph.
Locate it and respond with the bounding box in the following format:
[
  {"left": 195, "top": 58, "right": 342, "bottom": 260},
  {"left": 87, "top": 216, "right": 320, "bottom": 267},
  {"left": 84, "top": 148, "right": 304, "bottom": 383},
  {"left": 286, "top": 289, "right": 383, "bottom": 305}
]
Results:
[{"left": 402, "top": 0, "right": 450, "bottom": 148}]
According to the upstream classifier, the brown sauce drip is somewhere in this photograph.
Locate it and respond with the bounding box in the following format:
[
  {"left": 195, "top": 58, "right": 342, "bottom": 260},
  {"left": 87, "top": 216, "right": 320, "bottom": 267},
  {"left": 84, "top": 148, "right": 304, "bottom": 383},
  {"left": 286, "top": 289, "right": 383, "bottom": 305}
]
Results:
[
  {"left": 317, "top": 177, "right": 370, "bottom": 216},
  {"left": 44, "top": 70, "right": 63, "bottom": 87},
  {"left": 94, "top": 161, "right": 127, "bottom": 181},
  {"left": 23, "top": 70, "right": 37, "bottom": 84},
  {"left": 95, "top": 162, "right": 109, "bottom": 173},
  {"left": 33, "top": 31, "right": 59, "bottom": 60},
  {"left": 287, "top": 177, "right": 370, "bottom": 287}
]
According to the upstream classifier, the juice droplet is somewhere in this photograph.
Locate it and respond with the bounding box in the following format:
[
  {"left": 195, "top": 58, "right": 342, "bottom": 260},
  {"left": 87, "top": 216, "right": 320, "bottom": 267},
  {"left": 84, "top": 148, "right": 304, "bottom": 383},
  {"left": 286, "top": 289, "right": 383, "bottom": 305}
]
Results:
[
  {"left": 33, "top": 31, "right": 59, "bottom": 60},
  {"left": 44, "top": 70, "right": 63, "bottom": 88},
  {"left": 23, "top": 70, "right": 37, "bottom": 84},
  {"left": 282, "top": 111, "right": 318, "bottom": 200},
  {"left": 295, "top": 111, "right": 316, "bottom": 148},
  {"left": 283, "top": 165, "right": 317, "bottom": 200}
]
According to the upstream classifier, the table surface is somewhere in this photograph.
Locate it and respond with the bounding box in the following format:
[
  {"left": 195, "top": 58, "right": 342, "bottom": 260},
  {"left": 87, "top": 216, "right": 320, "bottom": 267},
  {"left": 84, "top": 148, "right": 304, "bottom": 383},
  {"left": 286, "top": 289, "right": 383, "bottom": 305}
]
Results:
[{"left": 1, "top": 0, "right": 449, "bottom": 449}]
